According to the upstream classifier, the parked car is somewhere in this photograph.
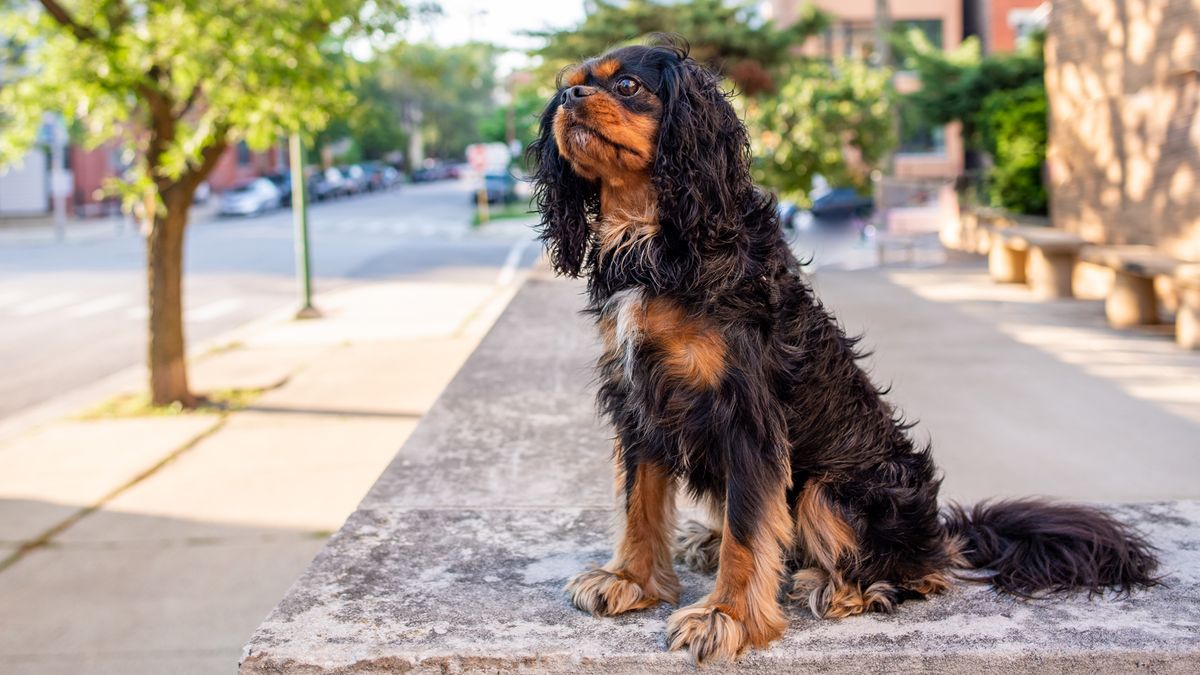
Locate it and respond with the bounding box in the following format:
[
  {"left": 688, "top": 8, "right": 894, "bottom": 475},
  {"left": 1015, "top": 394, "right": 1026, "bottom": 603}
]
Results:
[
  {"left": 777, "top": 200, "right": 800, "bottom": 230},
  {"left": 477, "top": 172, "right": 517, "bottom": 204},
  {"left": 412, "top": 162, "right": 453, "bottom": 182},
  {"left": 218, "top": 178, "right": 281, "bottom": 216},
  {"left": 264, "top": 171, "right": 292, "bottom": 206},
  {"left": 359, "top": 162, "right": 401, "bottom": 192},
  {"left": 380, "top": 165, "right": 401, "bottom": 189},
  {"left": 810, "top": 188, "right": 873, "bottom": 218},
  {"left": 308, "top": 167, "right": 348, "bottom": 201},
  {"left": 340, "top": 164, "right": 369, "bottom": 195}
]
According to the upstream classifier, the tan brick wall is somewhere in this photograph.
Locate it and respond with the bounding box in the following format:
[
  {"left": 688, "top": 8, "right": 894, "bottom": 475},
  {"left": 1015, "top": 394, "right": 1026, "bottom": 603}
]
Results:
[{"left": 1045, "top": 0, "right": 1200, "bottom": 261}]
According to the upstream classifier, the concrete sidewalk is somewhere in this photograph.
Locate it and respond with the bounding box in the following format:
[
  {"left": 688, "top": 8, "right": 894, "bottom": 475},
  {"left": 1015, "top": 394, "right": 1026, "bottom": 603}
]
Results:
[{"left": 0, "top": 275, "right": 523, "bottom": 674}]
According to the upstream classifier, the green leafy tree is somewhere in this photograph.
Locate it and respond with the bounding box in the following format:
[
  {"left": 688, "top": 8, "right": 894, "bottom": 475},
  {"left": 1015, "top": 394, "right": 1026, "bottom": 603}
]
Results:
[
  {"left": 741, "top": 60, "right": 894, "bottom": 203},
  {"left": 313, "top": 55, "right": 409, "bottom": 164},
  {"left": 530, "top": 0, "right": 827, "bottom": 94},
  {"left": 0, "top": 0, "right": 407, "bottom": 407},
  {"left": 478, "top": 83, "right": 543, "bottom": 153},
  {"left": 896, "top": 30, "right": 1047, "bottom": 213},
  {"left": 375, "top": 41, "right": 499, "bottom": 168}
]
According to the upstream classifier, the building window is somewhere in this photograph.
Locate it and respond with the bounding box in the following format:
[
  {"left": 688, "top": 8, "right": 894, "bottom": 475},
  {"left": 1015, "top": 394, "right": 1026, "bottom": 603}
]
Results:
[
  {"left": 896, "top": 19, "right": 943, "bottom": 50},
  {"left": 236, "top": 141, "right": 251, "bottom": 166},
  {"left": 823, "top": 19, "right": 943, "bottom": 61},
  {"left": 897, "top": 103, "right": 945, "bottom": 154}
]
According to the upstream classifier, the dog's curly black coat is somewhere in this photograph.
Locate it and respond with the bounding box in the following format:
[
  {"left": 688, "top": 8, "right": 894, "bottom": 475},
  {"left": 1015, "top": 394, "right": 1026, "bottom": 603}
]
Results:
[{"left": 529, "top": 38, "right": 1159, "bottom": 663}]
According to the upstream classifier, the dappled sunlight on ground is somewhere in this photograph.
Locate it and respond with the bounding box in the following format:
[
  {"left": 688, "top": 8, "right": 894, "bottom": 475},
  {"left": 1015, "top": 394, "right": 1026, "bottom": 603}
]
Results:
[{"left": 890, "top": 267, "right": 1200, "bottom": 426}]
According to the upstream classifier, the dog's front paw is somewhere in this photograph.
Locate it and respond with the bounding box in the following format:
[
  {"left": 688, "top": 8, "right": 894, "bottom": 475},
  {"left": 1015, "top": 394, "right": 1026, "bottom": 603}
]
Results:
[
  {"left": 566, "top": 568, "right": 662, "bottom": 616},
  {"left": 666, "top": 603, "right": 749, "bottom": 664}
]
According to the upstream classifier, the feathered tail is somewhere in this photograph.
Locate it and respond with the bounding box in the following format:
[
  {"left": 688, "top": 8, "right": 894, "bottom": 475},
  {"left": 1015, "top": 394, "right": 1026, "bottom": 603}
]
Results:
[{"left": 941, "top": 498, "right": 1161, "bottom": 598}]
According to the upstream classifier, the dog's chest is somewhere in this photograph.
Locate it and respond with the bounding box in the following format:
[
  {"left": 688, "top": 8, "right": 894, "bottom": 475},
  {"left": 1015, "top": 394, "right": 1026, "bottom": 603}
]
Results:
[{"left": 597, "top": 289, "right": 726, "bottom": 390}]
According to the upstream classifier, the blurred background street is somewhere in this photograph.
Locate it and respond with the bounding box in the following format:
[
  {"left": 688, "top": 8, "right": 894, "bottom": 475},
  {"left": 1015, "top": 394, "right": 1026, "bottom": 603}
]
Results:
[{"left": 0, "top": 180, "right": 540, "bottom": 424}]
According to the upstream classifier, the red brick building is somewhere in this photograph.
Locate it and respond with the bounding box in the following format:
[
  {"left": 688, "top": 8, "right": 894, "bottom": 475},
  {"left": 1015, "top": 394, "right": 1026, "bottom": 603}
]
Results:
[{"left": 67, "top": 140, "right": 285, "bottom": 217}]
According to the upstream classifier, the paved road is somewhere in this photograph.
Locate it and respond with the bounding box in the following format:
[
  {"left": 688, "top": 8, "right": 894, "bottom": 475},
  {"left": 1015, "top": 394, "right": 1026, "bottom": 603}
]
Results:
[{"left": 0, "top": 180, "right": 541, "bottom": 421}]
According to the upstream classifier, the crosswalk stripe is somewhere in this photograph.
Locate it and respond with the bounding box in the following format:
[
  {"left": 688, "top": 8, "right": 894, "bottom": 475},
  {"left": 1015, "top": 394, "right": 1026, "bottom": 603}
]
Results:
[
  {"left": 63, "top": 293, "right": 134, "bottom": 318},
  {"left": 188, "top": 298, "right": 243, "bottom": 322},
  {"left": 11, "top": 292, "right": 78, "bottom": 317}
]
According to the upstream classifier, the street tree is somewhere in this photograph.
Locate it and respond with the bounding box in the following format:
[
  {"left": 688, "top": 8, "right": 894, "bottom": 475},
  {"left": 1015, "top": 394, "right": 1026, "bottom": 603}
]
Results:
[
  {"left": 741, "top": 60, "right": 895, "bottom": 203},
  {"left": 0, "top": 0, "right": 408, "bottom": 407},
  {"left": 376, "top": 41, "right": 499, "bottom": 168}
]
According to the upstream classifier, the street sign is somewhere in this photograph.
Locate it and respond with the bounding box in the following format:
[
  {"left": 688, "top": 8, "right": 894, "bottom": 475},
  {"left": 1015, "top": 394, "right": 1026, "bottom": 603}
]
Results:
[{"left": 466, "top": 143, "right": 511, "bottom": 173}]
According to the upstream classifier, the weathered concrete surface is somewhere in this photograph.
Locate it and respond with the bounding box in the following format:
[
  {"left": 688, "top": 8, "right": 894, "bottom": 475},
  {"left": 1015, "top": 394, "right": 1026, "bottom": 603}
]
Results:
[{"left": 241, "top": 275, "right": 1200, "bottom": 674}]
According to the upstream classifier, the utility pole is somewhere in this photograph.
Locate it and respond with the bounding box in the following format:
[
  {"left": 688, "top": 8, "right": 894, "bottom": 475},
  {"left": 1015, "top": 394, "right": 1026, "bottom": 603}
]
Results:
[{"left": 289, "top": 134, "right": 320, "bottom": 319}]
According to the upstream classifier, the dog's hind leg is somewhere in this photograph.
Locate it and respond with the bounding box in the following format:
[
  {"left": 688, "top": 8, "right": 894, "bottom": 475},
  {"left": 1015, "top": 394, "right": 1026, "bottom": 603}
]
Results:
[
  {"left": 676, "top": 519, "right": 721, "bottom": 573},
  {"left": 567, "top": 443, "right": 681, "bottom": 616}
]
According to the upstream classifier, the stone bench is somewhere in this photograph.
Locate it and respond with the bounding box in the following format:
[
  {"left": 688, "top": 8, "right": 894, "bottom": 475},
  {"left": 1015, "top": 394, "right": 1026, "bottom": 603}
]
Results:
[
  {"left": 240, "top": 275, "right": 1200, "bottom": 673},
  {"left": 1078, "top": 245, "right": 1200, "bottom": 348},
  {"left": 985, "top": 224, "right": 1086, "bottom": 298}
]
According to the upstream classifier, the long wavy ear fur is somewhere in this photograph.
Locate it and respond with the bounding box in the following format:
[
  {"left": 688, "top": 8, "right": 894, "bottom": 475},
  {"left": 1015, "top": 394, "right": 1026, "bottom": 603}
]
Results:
[
  {"left": 651, "top": 42, "right": 757, "bottom": 247},
  {"left": 527, "top": 91, "right": 599, "bottom": 277}
]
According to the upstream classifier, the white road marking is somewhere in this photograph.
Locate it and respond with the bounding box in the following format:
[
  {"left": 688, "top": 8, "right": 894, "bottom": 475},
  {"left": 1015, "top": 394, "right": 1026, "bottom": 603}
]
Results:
[
  {"left": 11, "top": 292, "right": 78, "bottom": 317},
  {"left": 188, "top": 298, "right": 243, "bottom": 322},
  {"left": 63, "top": 293, "right": 134, "bottom": 318},
  {"left": 496, "top": 238, "right": 533, "bottom": 286}
]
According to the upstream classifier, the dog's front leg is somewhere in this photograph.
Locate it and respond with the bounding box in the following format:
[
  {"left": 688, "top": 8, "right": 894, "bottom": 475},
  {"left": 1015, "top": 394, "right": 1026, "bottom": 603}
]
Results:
[
  {"left": 666, "top": 470, "right": 790, "bottom": 662},
  {"left": 567, "top": 440, "right": 681, "bottom": 615}
]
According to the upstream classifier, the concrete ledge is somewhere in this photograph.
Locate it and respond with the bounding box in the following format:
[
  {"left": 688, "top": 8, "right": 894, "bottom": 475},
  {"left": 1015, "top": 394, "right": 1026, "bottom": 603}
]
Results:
[{"left": 241, "top": 276, "right": 1200, "bottom": 674}]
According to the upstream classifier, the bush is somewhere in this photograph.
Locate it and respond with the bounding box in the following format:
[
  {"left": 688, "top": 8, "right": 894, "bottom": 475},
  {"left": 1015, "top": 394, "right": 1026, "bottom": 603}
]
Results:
[
  {"left": 980, "top": 82, "right": 1048, "bottom": 215},
  {"left": 742, "top": 60, "right": 895, "bottom": 204}
]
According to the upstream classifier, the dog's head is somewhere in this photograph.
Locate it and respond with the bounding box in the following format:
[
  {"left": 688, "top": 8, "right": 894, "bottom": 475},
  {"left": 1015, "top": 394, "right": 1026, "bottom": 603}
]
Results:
[{"left": 528, "top": 38, "right": 753, "bottom": 278}]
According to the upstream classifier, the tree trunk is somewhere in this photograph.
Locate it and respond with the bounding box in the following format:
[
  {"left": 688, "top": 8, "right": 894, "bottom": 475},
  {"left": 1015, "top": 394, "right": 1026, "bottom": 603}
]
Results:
[{"left": 146, "top": 189, "right": 196, "bottom": 407}]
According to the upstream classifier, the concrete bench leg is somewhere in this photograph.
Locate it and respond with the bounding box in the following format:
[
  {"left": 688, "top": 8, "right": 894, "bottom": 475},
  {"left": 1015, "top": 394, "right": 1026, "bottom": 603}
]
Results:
[
  {"left": 1106, "top": 271, "right": 1158, "bottom": 328},
  {"left": 989, "top": 244, "right": 1027, "bottom": 283},
  {"left": 1027, "top": 247, "right": 1075, "bottom": 299},
  {"left": 1177, "top": 284, "right": 1200, "bottom": 349}
]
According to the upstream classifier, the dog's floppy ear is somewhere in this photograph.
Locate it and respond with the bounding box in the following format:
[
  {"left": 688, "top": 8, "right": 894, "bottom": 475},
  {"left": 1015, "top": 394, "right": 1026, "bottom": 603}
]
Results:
[
  {"left": 652, "top": 48, "right": 751, "bottom": 244},
  {"left": 527, "top": 91, "right": 599, "bottom": 278}
]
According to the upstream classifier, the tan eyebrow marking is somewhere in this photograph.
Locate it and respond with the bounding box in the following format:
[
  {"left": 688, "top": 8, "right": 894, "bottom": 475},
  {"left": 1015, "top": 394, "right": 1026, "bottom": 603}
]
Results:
[
  {"left": 593, "top": 58, "right": 622, "bottom": 80},
  {"left": 565, "top": 66, "right": 587, "bottom": 87}
]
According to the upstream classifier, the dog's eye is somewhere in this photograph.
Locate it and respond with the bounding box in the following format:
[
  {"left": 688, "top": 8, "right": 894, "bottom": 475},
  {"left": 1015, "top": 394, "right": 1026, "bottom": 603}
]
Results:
[{"left": 614, "top": 77, "right": 640, "bottom": 97}]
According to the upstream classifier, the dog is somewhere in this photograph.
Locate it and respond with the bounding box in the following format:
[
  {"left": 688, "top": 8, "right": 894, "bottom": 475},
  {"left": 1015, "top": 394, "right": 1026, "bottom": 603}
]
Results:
[{"left": 527, "top": 38, "right": 1160, "bottom": 664}]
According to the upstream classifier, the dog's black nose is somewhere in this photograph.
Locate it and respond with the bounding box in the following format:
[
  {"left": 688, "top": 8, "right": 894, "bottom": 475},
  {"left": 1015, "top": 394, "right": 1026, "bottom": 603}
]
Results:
[{"left": 562, "top": 85, "right": 596, "bottom": 108}]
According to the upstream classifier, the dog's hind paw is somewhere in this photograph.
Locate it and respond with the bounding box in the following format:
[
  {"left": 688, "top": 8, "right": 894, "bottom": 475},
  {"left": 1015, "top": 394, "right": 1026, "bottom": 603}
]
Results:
[
  {"left": 566, "top": 568, "right": 662, "bottom": 616},
  {"left": 675, "top": 520, "right": 721, "bottom": 574},
  {"left": 666, "top": 603, "right": 749, "bottom": 664}
]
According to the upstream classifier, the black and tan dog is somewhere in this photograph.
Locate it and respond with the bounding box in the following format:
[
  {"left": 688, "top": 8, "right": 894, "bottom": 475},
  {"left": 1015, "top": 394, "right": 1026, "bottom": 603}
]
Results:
[{"left": 528, "top": 38, "right": 1159, "bottom": 664}]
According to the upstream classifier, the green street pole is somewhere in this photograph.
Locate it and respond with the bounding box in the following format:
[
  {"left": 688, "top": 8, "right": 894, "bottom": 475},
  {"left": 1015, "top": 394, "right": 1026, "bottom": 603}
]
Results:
[{"left": 289, "top": 133, "right": 320, "bottom": 319}]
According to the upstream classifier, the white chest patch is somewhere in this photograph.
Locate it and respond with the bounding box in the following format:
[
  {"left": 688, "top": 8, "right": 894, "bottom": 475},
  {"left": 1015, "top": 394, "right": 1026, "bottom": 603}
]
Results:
[{"left": 605, "top": 288, "right": 645, "bottom": 383}]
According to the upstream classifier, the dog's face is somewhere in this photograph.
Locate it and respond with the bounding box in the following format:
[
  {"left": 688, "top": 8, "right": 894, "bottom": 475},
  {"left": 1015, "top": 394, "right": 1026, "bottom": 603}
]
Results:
[
  {"left": 529, "top": 41, "right": 754, "bottom": 279},
  {"left": 551, "top": 50, "right": 666, "bottom": 183}
]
